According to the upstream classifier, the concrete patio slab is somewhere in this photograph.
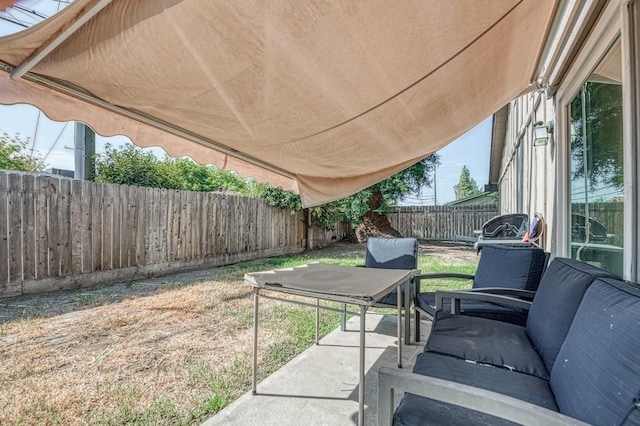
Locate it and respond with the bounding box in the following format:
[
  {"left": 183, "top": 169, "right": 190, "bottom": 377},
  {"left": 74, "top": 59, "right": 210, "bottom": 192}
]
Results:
[{"left": 204, "top": 314, "right": 431, "bottom": 426}]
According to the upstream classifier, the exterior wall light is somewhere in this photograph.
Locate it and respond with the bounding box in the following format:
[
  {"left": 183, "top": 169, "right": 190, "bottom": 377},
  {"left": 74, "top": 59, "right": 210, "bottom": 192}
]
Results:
[{"left": 533, "top": 120, "right": 554, "bottom": 146}]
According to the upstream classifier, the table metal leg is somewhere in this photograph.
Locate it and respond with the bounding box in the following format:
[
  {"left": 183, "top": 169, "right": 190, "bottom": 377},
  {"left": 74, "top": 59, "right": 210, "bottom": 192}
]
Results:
[
  {"left": 404, "top": 280, "right": 411, "bottom": 345},
  {"left": 315, "top": 299, "right": 320, "bottom": 345},
  {"left": 252, "top": 288, "right": 259, "bottom": 395},
  {"left": 359, "top": 305, "right": 366, "bottom": 426},
  {"left": 397, "top": 284, "right": 402, "bottom": 368}
]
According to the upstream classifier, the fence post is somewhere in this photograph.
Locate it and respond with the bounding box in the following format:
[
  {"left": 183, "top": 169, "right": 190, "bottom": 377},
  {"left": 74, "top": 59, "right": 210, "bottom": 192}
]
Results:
[{"left": 452, "top": 206, "right": 456, "bottom": 241}]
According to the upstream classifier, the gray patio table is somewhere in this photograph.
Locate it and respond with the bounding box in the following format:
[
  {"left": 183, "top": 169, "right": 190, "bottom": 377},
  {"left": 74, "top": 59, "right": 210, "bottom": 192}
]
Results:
[{"left": 244, "top": 262, "right": 415, "bottom": 426}]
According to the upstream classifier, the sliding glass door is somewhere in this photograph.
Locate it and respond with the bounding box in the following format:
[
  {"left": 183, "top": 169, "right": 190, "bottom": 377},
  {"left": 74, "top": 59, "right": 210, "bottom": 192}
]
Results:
[{"left": 568, "top": 39, "right": 623, "bottom": 276}]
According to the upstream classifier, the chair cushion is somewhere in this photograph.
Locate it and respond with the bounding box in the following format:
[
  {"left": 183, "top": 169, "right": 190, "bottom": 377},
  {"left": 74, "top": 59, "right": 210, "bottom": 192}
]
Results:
[
  {"left": 526, "top": 257, "right": 619, "bottom": 374},
  {"left": 416, "top": 291, "right": 528, "bottom": 326},
  {"left": 474, "top": 244, "right": 547, "bottom": 291},
  {"left": 426, "top": 311, "right": 549, "bottom": 380},
  {"left": 394, "top": 352, "right": 558, "bottom": 426},
  {"left": 365, "top": 237, "right": 418, "bottom": 270},
  {"left": 366, "top": 237, "right": 418, "bottom": 307},
  {"left": 550, "top": 278, "right": 640, "bottom": 425}
]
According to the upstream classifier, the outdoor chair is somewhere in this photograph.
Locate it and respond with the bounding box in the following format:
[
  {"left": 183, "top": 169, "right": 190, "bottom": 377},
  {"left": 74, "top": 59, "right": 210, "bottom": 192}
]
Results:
[
  {"left": 342, "top": 237, "right": 418, "bottom": 344},
  {"left": 413, "top": 244, "right": 548, "bottom": 340}
]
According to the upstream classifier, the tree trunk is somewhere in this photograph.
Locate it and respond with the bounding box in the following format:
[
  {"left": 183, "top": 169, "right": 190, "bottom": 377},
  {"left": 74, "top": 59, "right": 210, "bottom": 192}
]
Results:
[{"left": 355, "top": 189, "right": 402, "bottom": 243}]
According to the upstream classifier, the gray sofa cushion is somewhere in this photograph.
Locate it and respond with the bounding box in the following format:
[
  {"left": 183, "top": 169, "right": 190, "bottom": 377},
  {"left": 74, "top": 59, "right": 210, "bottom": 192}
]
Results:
[
  {"left": 426, "top": 311, "right": 549, "bottom": 379},
  {"left": 526, "top": 257, "right": 619, "bottom": 373},
  {"left": 394, "top": 352, "right": 558, "bottom": 426},
  {"left": 550, "top": 278, "right": 640, "bottom": 425}
]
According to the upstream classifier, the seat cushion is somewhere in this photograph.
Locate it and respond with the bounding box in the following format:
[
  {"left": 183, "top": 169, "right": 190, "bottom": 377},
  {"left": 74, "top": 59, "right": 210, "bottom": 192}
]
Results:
[
  {"left": 426, "top": 311, "right": 549, "bottom": 380},
  {"left": 416, "top": 291, "right": 528, "bottom": 326},
  {"left": 526, "top": 257, "right": 619, "bottom": 373},
  {"left": 474, "top": 244, "right": 547, "bottom": 291},
  {"left": 394, "top": 352, "right": 558, "bottom": 426},
  {"left": 550, "top": 278, "right": 640, "bottom": 425}
]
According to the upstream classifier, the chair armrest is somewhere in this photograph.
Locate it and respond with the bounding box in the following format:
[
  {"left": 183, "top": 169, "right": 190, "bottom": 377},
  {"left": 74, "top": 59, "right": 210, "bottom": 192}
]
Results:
[
  {"left": 416, "top": 272, "right": 475, "bottom": 280},
  {"left": 377, "top": 367, "right": 588, "bottom": 426},
  {"left": 464, "top": 287, "right": 536, "bottom": 300},
  {"left": 435, "top": 290, "right": 532, "bottom": 313}
]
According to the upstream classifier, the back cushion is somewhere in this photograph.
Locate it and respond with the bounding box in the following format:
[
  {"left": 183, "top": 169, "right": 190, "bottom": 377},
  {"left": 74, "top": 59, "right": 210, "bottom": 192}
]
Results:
[
  {"left": 526, "top": 257, "right": 619, "bottom": 373},
  {"left": 474, "top": 245, "right": 547, "bottom": 291},
  {"left": 365, "top": 237, "right": 418, "bottom": 270},
  {"left": 550, "top": 278, "right": 640, "bottom": 425}
]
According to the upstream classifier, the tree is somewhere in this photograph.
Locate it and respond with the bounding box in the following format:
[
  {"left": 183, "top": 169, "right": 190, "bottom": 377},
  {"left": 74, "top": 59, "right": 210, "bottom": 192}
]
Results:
[
  {"left": 0, "top": 133, "right": 46, "bottom": 172},
  {"left": 94, "top": 143, "right": 250, "bottom": 193},
  {"left": 570, "top": 82, "right": 623, "bottom": 191},
  {"left": 453, "top": 165, "right": 480, "bottom": 199},
  {"left": 94, "top": 143, "right": 183, "bottom": 189},
  {"left": 172, "top": 158, "right": 249, "bottom": 194},
  {"left": 254, "top": 154, "right": 440, "bottom": 241}
]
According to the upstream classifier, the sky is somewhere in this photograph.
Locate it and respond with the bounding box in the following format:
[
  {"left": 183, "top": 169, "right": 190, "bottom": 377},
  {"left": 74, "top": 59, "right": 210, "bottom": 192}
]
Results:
[
  {"left": 400, "top": 118, "right": 491, "bottom": 205},
  {"left": 0, "top": 0, "right": 492, "bottom": 206}
]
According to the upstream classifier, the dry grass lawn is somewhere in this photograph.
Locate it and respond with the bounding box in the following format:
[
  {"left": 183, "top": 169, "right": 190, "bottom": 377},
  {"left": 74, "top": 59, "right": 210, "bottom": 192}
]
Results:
[
  {"left": 0, "top": 241, "right": 478, "bottom": 425},
  {"left": 2, "top": 280, "right": 264, "bottom": 424}
]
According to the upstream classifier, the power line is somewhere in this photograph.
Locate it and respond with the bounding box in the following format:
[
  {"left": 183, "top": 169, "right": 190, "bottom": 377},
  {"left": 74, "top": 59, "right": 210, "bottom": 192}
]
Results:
[
  {"left": 30, "top": 110, "right": 41, "bottom": 155},
  {"left": 40, "top": 122, "right": 69, "bottom": 169}
]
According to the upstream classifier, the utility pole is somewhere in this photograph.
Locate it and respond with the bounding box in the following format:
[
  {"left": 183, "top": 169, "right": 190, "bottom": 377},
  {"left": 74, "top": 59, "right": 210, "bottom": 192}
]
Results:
[
  {"left": 74, "top": 122, "right": 95, "bottom": 180},
  {"left": 433, "top": 166, "right": 437, "bottom": 205}
]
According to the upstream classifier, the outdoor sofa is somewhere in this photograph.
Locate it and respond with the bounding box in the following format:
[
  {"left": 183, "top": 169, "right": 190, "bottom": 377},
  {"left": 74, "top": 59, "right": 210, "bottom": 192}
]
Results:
[{"left": 378, "top": 257, "right": 640, "bottom": 425}]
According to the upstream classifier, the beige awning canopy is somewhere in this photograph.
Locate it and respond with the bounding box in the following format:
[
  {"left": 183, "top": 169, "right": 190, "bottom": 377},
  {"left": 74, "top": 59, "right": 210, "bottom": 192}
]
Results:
[{"left": 0, "top": 0, "right": 557, "bottom": 207}]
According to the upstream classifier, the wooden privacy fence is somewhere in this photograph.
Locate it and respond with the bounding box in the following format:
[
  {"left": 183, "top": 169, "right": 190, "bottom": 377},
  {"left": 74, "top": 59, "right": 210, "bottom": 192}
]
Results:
[
  {"left": 0, "top": 171, "right": 347, "bottom": 298},
  {"left": 388, "top": 204, "right": 499, "bottom": 241}
]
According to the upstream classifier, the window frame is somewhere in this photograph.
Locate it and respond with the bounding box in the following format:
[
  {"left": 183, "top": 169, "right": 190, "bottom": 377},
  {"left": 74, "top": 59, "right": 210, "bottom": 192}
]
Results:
[{"left": 555, "top": 0, "right": 638, "bottom": 280}]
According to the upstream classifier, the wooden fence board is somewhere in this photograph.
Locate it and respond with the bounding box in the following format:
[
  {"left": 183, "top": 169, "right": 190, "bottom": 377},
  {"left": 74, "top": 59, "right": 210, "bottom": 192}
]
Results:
[
  {"left": 7, "top": 174, "right": 23, "bottom": 283},
  {"left": 58, "top": 179, "right": 72, "bottom": 276},
  {"left": 125, "top": 185, "right": 137, "bottom": 267},
  {"left": 0, "top": 174, "right": 8, "bottom": 284},
  {"left": 70, "top": 180, "right": 83, "bottom": 274},
  {"left": 200, "top": 192, "right": 209, "bottom": 257},
  {"left": 102, "top": 183, "right": 113, "bottom": 270},
  {"left": 159, "top": 188, "right": 168, "bottom": 262},
  {"left": 145, "top": 188, "right": 157, "bottom": 264},
  {"left": 35, "top": 176, "right": 49, "bottom": 278},
  {"left": 135, "top": 185, "right": 146, "bottom": 266},
  {"left": 46, "top": 177, "right": 60, "bottom": 277},
  {"left": 111, "top": 184, "right": 122, "bottom": 269},
  {"left": 22, "top": 175, "right": 36, "bottom": 281},
  {"left": 92, "top": 183, "right": 103, "bottom": 271},
  {"left": 80, "top": 181, "right": 92, "bottom": 273}
]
